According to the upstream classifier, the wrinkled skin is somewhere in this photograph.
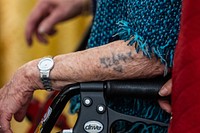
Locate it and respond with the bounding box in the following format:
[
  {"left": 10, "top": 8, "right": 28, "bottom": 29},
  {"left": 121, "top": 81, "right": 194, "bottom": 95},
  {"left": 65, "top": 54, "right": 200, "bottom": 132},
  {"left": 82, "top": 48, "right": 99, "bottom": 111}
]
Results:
[{"left": 0, "top": 0, "right": 172, "bottom": 132}]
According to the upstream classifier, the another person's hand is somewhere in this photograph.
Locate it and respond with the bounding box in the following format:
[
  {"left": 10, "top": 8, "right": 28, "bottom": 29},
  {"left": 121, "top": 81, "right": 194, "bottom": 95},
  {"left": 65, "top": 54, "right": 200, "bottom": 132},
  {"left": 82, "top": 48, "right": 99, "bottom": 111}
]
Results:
[
  {"left": 25, "top": 0, "right": 86, "bottom": 45},
  {"left": 158, "top": 79, "right": 172, "bottom": 113}
]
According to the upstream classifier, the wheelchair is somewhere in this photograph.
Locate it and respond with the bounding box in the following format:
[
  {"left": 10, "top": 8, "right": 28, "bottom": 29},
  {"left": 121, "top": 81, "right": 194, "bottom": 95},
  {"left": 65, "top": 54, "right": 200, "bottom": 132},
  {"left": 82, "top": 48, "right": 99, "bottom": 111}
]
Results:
[{"left": 34, "top": 75, "right": 170, "bottom": 133}]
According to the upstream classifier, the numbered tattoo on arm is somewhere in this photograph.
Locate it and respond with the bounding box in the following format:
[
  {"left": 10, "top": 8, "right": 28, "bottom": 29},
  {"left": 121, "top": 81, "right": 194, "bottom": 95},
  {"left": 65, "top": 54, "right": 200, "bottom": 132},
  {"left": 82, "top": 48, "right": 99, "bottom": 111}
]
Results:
[{"left": 100, "top": 51, "right": 134, "bottom": 73}]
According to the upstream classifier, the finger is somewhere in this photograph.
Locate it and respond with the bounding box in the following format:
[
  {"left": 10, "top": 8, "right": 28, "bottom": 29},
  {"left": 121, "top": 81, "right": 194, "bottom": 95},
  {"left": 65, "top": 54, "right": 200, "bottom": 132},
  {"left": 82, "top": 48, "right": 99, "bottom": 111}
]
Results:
[
  {"left": 14, "top": 94, "right": 33, "bottom": 122},
  {"left": 0, "top": 112, "right": 13, "bottom": 133},
  {"left": 25, "top": 18, "right": 35, "bottom": 46},
  {"left": 47, "top": 28, "right": 57, "bottom": 36},
  {"left": 14, "top": 101, "right": 30, "bottom": 122},
  {"left": 159, "top": 78, "right": 172, "bottom": 96},
  {"left": 39, "top": 28, "right": 57, "bottom": 36},
  {"left": 36, "top": 32, "right": 48, "bottom": 44},
  {"left": 25, "top": 3, "right": 50, "bottom": 46},
  {"left": 38, "top": 9, "right": 65, "bottom": 34},
  {"left": 158, "top": 100, "right": 172, "bottom": 113}
]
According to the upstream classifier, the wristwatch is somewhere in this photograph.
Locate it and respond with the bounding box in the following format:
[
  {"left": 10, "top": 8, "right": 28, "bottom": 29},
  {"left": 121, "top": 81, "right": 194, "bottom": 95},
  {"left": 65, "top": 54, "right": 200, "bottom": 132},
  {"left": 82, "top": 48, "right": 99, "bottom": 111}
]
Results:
[{"left": 38, "top": 57, "right": 54, "bottom": 91}]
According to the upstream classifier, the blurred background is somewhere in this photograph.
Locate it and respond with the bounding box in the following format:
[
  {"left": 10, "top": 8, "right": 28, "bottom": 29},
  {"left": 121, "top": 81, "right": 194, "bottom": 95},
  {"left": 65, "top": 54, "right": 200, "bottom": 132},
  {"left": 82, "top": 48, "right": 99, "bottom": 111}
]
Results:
[{"left": 0, "top": 0, "right": 92, "bottom": 132}]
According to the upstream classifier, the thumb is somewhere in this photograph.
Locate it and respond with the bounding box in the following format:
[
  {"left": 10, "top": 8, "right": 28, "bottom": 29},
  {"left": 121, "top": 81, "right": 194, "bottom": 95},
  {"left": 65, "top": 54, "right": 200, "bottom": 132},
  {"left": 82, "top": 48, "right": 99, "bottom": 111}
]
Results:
[
  {"left": 14, "top": 102, "right": 30, "bottom": 122},
  {"left": 159, "top": 78, "right": 172, "bottom": 96},
  {"left": 14, "top": 95, "right": 32, "bottom": 122}
]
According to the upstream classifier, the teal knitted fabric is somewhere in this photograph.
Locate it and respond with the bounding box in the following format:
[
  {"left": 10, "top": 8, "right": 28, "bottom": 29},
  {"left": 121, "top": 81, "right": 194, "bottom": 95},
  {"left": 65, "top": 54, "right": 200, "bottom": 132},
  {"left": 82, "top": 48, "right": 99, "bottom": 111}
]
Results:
[
  {"left": 71, "top": 0, "right": 182, "bottom": 132},
  {"left": 88, "top": 0, "right": 181, "bottom": 70}
]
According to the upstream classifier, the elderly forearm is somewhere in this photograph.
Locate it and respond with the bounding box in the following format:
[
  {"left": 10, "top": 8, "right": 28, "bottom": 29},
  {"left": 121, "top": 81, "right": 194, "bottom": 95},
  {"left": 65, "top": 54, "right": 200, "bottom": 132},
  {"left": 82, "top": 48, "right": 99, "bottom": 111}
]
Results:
[{"left": 25, "top": 40, "right": 164, "bottom": 90}]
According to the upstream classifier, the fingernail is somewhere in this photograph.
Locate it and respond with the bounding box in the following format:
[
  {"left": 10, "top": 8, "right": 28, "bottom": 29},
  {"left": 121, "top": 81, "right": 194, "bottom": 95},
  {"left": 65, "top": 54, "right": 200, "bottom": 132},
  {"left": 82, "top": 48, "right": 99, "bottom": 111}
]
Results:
[
  {"left": 38, "top": 27, "right": 45, "bottom": 34},
  {"left": 159, "top": 87, "right": 168, "bottom": 96}
]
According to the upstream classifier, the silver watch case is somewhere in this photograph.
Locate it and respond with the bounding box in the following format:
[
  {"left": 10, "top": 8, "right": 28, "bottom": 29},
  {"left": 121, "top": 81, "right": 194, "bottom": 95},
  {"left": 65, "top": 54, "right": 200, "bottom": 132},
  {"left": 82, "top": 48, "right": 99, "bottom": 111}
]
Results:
[{"left": 38, "top": 57, "right": 54, "bottom": 78}]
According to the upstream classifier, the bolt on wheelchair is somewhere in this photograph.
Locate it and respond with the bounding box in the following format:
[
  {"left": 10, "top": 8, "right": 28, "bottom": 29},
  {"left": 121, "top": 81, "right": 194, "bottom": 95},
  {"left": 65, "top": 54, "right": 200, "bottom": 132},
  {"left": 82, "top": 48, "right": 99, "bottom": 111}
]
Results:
[{"left": 34, "top": 75, "right": 170, "bottom": 133}]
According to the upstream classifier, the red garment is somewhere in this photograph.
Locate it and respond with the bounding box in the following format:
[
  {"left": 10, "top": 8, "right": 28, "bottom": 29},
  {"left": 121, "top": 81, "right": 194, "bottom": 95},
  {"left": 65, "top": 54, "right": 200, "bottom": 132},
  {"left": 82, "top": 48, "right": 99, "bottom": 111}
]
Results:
[{"left": 170, "top": 0, "right": 200, "bottom": 132}]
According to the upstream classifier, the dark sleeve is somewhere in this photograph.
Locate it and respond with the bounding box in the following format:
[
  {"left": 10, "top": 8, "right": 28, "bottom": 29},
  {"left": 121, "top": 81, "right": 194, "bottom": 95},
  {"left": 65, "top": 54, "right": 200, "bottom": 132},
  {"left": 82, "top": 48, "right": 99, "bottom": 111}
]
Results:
[{"left": 170, "top": 0, "right": 200, "bottom": 132}]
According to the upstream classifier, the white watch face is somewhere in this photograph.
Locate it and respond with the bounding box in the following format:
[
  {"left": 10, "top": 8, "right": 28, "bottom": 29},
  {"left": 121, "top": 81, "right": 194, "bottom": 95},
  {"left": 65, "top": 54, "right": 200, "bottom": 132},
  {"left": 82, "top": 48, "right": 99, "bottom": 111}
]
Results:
[{"left": 38, "top": 58, "right": 54, "bottom": 71}]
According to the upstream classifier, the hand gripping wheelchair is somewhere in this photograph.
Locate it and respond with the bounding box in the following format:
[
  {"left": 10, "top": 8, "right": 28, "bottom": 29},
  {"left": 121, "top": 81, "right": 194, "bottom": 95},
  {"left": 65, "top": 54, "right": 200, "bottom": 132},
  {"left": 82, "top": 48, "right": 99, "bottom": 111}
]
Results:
[{"left": 34, "top": 75, "right": 170, "bottom": 133}]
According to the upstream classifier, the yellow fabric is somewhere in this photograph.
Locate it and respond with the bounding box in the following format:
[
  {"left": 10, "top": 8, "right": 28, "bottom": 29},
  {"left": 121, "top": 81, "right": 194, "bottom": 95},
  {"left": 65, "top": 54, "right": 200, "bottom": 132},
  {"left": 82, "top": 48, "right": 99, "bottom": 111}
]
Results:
[{"left": 0, "top": 0, "right": 92, "bottom": 132}]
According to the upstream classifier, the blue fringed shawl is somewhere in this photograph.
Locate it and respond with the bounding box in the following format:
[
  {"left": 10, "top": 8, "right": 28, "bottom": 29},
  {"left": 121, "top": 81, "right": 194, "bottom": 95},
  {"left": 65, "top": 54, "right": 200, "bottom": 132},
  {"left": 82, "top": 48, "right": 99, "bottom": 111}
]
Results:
[
  {"left": 71, "top": 0, "right": 182, "bottom": 132},
  {"left": 88, "top": 0, "right": 181, "bottom": 70}
]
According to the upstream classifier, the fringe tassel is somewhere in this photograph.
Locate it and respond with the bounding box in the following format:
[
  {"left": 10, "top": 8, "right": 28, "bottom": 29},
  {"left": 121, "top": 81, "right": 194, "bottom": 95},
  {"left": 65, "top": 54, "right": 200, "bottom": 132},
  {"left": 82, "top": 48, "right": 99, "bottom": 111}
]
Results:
[{"left": 114, "top": 20, "right": 175, "bottom": 75}]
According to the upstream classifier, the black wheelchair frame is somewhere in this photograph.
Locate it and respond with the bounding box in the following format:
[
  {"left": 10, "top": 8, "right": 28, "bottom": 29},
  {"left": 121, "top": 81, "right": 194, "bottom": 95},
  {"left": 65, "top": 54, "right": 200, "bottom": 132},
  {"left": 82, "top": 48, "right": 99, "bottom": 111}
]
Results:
[{"left": 35, "top": 76, "right": 170, "bottom": 133}]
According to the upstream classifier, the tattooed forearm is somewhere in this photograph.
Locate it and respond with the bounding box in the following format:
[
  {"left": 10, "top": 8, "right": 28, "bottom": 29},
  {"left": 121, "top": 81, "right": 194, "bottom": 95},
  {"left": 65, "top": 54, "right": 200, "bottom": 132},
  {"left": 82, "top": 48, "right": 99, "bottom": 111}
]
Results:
[
  {"left": 100, "top": 51, "right": 134, "bottom": 72},
  {"left": 113, "top": 65, "right": 123, "bottom": 73}
]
